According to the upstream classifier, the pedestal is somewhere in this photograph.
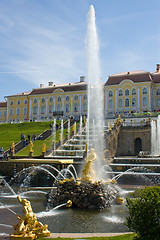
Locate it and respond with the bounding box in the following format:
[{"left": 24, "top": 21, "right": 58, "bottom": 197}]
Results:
[{"left": 10, "top": 234, "right": 36, "bottom": 240}]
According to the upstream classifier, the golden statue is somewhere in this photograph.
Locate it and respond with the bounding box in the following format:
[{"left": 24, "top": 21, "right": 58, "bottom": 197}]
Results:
[
  {"left": 10, "top": 196, "right": 50, "bottom": 240},
  {"left": 30, "top": 141, "right": 33, "bottom": 153},
  {"left": 82, "top": 148, "right": 96, "bottom": 182},
  {"left": 11, "top": 141, "right": 15, "bottom": 153},
  {"left": 42, "top": 143, "right": 46, "bottom": 153}
]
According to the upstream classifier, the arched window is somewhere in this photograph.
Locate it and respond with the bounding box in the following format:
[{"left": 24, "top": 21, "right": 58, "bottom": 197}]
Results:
[
  {"left": 142, "top": 96, "right": 147, "bottom": 106},
  {"left": 156, "top": 98, "right": 160, "bottom": 107},
  {"left": 10, "top": 108, "right": 13, "bottom": 116},
  {"left": 49, "top": 97, "right": 53, "bottom": 102},
  {"left": 132, "top": 88, "right": 136, "bottom": 95},
  {"left": 57, "top": 96, "right": 61, "bottom": 102},
  {"left": 49, "top": 104, "right": 53, "bottom": 113},
  {"left": 83, "top": 94, "right": 87, "bottom": 100},
  {"left": 125, "top": 98, "right": 130, "bottom": 107},
  {"left": 17, "top": 100, "right": 20, "bottom": 105},
  {"left": 83, "top": 102, "right": 87, "bottom": 112},
  {"left": 132, "top": 98, "right": 136, "bottom": 107},
  {"left": 108, "top": 99, "right": 113, "bottom": 108},
  {"left": 118, "top": 90, "right": 123, "bottom": 96},
  {"left": 23, "top": 107, "right": 27, "bottom": 115},
  {"left": 108, "top": 90, "right": 113, "bottom": 97},
  {"left": 142, "top": 88, "right": 147, "bottom": 94},
  {"left": 156, "top": 89, "right": 160, "bottom": 95},
  {"left": 118, "top": 99, "right": 123, "bottom": 108},
  {"left": 57, "top": 104, "right": 61, "bottom": 112},
  {"left": 33, "top": 98, "right": 37, "bottom": 104},
  {"left": 74, "top": 103, "right": 79, "bottom": 112},
  {"left": 125, "top": 89, "right": 130, "bottom": 96},
  {"left": 41, "top": 105, "right": 45, "bottom": 114},
  {"left": 66, "top": 96, "right": 70, "bottom": 101},
  {"left": 33, "top": 106, "right": 37, "bottom": 114},
  {"left": 16, "top": 108, "right": 20, "bottom": 115},
  {"left": 41, "top": 98, "right": 45, "bottom": 103},
  {"left": 65, "top": 103, "right": 70, "bottom": 113},
  {"left": 24, "top": 99, "right": 28, "bottom": 104},
  {"left": 74, "top": 95, "right": 78, "bottom": 100},
  {"left": 10, "top": 101, "right": 13, "bottom": 105}
]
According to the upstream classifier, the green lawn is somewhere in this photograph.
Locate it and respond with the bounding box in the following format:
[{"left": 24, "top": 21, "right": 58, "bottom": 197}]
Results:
[
  {"left": 39, "top": 233, "right": 135, "bottom": 240},
  {"left": 0, "top": 121, "right": 58, "bottom": 151},
  {"left": 15, "top": 122, "right": 79, "bottom": 157}
]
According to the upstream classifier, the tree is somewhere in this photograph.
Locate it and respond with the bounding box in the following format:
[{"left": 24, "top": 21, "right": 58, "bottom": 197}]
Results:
[{"left": 126, "top": 186, "right": 160, "bottom": 240}]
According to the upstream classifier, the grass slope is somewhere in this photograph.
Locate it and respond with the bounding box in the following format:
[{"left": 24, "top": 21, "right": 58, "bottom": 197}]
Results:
[{"left": 0, "top": 121, "right": 55, "bottom": 151}]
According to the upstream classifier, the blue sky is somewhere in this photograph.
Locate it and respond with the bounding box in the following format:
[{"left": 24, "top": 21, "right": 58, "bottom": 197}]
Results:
[{"left": 0, "top": 0, "right": 160, "bottom": 101}]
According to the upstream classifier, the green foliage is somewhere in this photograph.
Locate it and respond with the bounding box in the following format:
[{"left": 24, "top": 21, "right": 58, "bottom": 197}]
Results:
[{"left": 126, "top": 186, "right": 160, "bottom": 240}]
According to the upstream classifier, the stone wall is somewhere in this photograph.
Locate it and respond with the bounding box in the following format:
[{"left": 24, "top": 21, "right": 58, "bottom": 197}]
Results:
[{"left": 116, "top": 125, "right": 151, "bottom": 156}]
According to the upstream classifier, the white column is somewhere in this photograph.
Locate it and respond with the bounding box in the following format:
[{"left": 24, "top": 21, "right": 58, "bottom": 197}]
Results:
[
  {"left": 148, "top": 87, "right": 151, "bottom": 111},
  {"left": 45, "top": 97, "right": 48, "bottom": 117},
  {"left": 29, "top": 99, "right": 32, "bottom": 120},
  {"left": 71, "top": 96, "right": 73, "bottom": 115},
  {"left": 115, "top": 89, "right": 117, "bottom": 112},
  {"left": 62, "top": 96, "right": 65, "bottom": 114},
  {"left": 138, "top": 88, "right": 140, "bottom": 111},
  {"left": 54, "top": 97, "right": 56, "bottom": 111},
  {"left": 6, "top": 98, "right": 9, "bottom": 123},
  {"left": 79, "top": 95, "right": 82, "bottom": 114},
  {"left": 105, "top": 89, "right": 107, "bottom": 117}
]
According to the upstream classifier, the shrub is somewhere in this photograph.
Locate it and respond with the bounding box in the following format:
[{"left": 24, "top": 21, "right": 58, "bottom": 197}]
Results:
[{"left": 126, "top": 186, "right": 160, "bottom": 240}]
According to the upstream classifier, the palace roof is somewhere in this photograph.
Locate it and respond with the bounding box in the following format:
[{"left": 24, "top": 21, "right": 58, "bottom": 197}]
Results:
[{"left": 105, "top": 71, "right": 152, "bottom": 85}]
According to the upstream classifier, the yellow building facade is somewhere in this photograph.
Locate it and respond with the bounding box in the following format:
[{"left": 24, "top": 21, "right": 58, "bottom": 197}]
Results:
[{"left": 1, "top": 66, "right": 160, "bottom": 123}]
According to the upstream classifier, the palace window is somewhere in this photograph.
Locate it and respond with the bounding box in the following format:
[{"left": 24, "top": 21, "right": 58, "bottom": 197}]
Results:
[
  {"left": 57, "top": 96, "right": 61, "bottom": 102},
  {"left": 156, "top": 89, "right": 160, "bottom": 95},
  {"left": 0, "top": 111, "right": 2, "bottom": 117},
  {"left": 66, "top": 96, "right": 70, "bottom": 101},
  {"left": 125, "top": 89, "right": 130, "bottom": 96},
  {"left": 10, "top": 101, "right": 13, "bottom": 105},
  {"left": 49, "top": 97, "right": 53, "bottom": 102},
  {"left": 33, "top": 106, "right": 37, "bottom": 114},
  {"left": 142, "top": 96, "right": 147, "bottom": 106},
  {"left": 17, "top": 100, "right": 20, "bottom": 105},
  {"left": 41, "top": 105, "right": 45, "bottom": 114},
  {"left": 118, "top": 99, "right": 123, "bottom": 108},
  {"left": 74, "top": 95, "right": 78, "bottom": 100},
  {"left": 49, "top": 104, "right": 53, "bottom": 113},
  {"left": 125, "top": 98, "right": 130, "bottom": 107},
  {"left": 132, "top": 98, "right": 136, "bottom": 107},
  {"left": 108, "top": 99, "right": 113, "bottom": 108},
  {"left": 65, "top": 104, "right": 70, "bottom": 113},
  {"left": 16, "top": 108, "right": 20, "bottom": 115},
  {"left": 24, "top": 99, "right": 28, "bottom": 104},
  {"left": 23, "top": 107, "right": 27, "bottom": 115},
  {"left": 83, "top": 102, "right": 87, "bottom": 112},
  {"left": 108, "top": 90, "right": 113, "bottom": 97},
  {"left": 156, "top": 98, "right": 160, "bottom": 107},
  {"left": 3, "top": 111, "right": 6, "bottom": 117},
  {"left": 57, "top": 104, "right": 61, "bottom": 112},
  {"left": 41, "top": 98, "right": 45, "bottom": 103},
  {"left": 142, "top": 88, "right": 147, "bottom": 94},
  {"left": 9, "top": 108, "right": 13, "bottom": 116},
  {"left": 83, "top": 94, "right": 87, "bottom": 100},
  {"left": 33, "top": 98, "right": 37, "bottom": 104},
  {"left": 74, "top": 103, "right": 79, "bottom": 112},
  {"left": 132, "top": 88, "right": 136, "bottom": 95},
  {"left": 118, "top": 90, "right": 123, "bottom": 96}
]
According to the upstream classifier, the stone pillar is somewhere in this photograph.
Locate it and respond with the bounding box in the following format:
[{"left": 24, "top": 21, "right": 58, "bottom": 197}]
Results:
[
  {"left": 54, "top": 97, "right": 56, "bottom": 111},
  {"left": 148, "top": 87, "right": 151, "bottom": 111},
  {"left": 104, "top": 89, "right": 108, "bottom": 117},
  {"left": 115, "top": 89, "right": 117, "bottom": 113},
  {"left": 62, "top": 96, "right": 65, "bottom": 114},
  {"left": 71, "top": 96, "right": 73, "bottom": 115}
]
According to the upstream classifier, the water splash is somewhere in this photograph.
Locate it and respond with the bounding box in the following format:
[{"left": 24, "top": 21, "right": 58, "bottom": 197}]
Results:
[{"left": 86, "top": 5, "right": 104, "bottom": 180}]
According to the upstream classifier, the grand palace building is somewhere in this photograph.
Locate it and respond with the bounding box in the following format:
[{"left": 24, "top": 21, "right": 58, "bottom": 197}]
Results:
[{"left": 1, "top": 65, "right": 160, "bottom": 123}]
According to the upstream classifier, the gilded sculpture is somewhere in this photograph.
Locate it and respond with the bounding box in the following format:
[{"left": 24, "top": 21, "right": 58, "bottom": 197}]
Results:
[
  {"left": 10, "top": 196, "right": 50, "bottom": 240},
  {"left": 82, "top": 148, "right": 96, "bottom": 181}
]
